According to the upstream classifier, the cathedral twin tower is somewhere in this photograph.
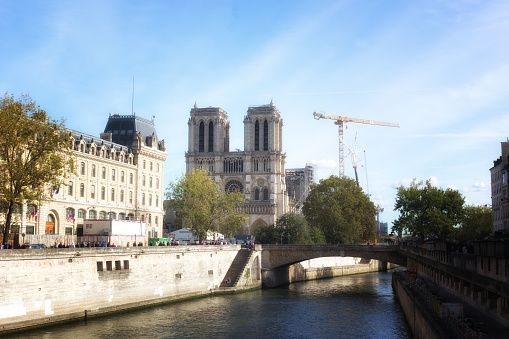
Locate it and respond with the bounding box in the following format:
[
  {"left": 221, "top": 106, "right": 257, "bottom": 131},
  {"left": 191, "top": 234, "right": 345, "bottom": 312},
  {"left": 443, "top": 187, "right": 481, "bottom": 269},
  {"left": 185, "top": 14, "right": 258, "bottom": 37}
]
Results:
[{"left": 186, "top": 100, "right": 288, "bottom": 235}]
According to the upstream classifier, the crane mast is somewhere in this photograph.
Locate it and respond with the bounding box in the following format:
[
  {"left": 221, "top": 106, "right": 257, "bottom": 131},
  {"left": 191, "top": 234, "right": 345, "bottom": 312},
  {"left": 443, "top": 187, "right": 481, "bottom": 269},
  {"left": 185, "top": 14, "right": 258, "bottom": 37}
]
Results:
[{"left": 313, "top": 111, "right": 399, "bottom": 178}]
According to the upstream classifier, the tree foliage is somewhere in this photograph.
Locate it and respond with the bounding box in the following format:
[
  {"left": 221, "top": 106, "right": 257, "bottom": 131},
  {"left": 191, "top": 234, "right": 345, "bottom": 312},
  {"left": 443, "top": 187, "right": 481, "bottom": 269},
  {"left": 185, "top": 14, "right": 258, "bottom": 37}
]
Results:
[
  {"left": 166, "top": 168, "right": 246, "bottom": 241},
  {"left": 393, "top": 179, "right": 465, "bottom": 239},
  {"left": 254, "top": 213, "right": 325, "bottom": 244},
  {"left": 456, "top": 205, "right": 492, "bottom": 241},
  {"left": 0, "top": 93, "right": 73, "bottom": 244},
  {"left": 302, "top": 175, "right": 376, "bottom": 244}
]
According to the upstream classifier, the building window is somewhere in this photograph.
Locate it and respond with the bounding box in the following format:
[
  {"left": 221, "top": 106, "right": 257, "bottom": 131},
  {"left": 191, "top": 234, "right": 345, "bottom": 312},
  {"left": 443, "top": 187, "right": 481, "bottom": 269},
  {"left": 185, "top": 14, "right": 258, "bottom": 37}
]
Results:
[
  {"left": 149, "top": 194, "right": 152, "bottom": 206},
  {"left": 225, "top": 180, "right": 243, "bottom": 193},
  {"left": 149, "top": 177, "right": 152, "bottom": 188},
  {"left": 263, "top": 120, "right": 268, "bottom": 151},
  {"left": 66, "top": 208, "right": 75, "bottom": 222},
  {"left": 80, "top": 183, "right": 85, "bottom": 197},
  {"left": 129, "top": 191, "right": 133, "bottom": 204},
  {"left": 150, "top": 162, "right": 153, "bottom": 171},
  {"left": 130, "top": 173, "right": 133, "bottom": 184},
  {"left": 91, "top": 164, "right": 96, "bottom": 177},
  {"left": 80, "top": 162, "right": 85, "bottom": 175},
  {"left": 111, "top": 169, "right": 115, "bottom": 181},
  {"left": 91, "top": 185, "right": 95, "bottom": 199},
  {"left": 120, "top": 190, "right": 124, "bottom": 203},
  {"left": 118, "top": 213, "right": 125, "bottom": 220},
  {"left": 155, "top": 216, "right": 158, "bottom": 227},
  {"left": 255, "top": 120, "right": 259, "bottom": 151},
  {"left": 89, "top": 210, "right": 96, "bottom": 219},
  {"left": 121, "top": 171, "right": 125, "bottom": 183},
  {"left": 68, "top": 181, "right": 73, "bottom": 196},
  {"left": 77, "top": 209, "right": 85, "bottom": 219},
  {"left": 111, "top": 188, "right": 115, "bottom": 201},
  {"left": 143, "top": 160, "right": 146, "bottom": 169},
  {"left": 155, "top": 195, "right": 159, "bottom": 207},
  {"left": 99, "top": 211, "right": 106, "bottom": 219},
  {"left": 199, "top": 121, "right": 205, "bottom": 152},
  {"left": 142, "top": 175, "right": 146, "bottom": 186},
  {"left": 102, "top": 167, "right": 106, "bottom": 179},
  {"left": 263, "top": 188, "right": 269, "bottom": 201},
  {"left": 101, "top": 186, "right": 105, "bottom": 200},
  {"left": 156, "top": 178, "right": 159, "bottom": 189},
  {"left": 208, "top": 121, "right": 214, "bottom": 152},
  {"left": 142, "top": 193, "right": 145, "bottom": 205},
  {"left": 157, "top": 163, "right": 159, "bottom": 172},
  {"left": 255, "top": 188, "right": 259, "bottom": 200}
]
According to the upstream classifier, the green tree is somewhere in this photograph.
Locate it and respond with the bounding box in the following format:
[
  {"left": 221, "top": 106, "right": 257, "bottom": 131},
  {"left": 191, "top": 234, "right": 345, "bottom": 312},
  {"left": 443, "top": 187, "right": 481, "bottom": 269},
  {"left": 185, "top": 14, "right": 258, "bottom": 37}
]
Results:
[
  {"left": 302, "top": 175, "right": 376, "bottom": 244},
  {"left": 0, "top": 93, "right": 73, "bottom": 245},
  {"left": 393, "top": 179, "right": 465, "bottom": 239},
  {"left": 166, "top": 168, "right": 246, "bottom": 241},
  {"left": 254, "top": 224, "right": 278, "bottom": 244},
  {"left": 254, "top": 213, "right": 325, "bottom": 244},
  {"left": 457, "top": 205, "right": 492, "bottom": 241}
]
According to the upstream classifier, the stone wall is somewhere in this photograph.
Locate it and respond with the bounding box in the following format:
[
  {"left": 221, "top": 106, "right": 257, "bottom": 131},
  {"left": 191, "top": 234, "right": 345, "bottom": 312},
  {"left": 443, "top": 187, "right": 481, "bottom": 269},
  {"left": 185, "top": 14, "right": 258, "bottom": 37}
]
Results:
[{"left": 0, "top": 245, "right": 261, "bottom": 333}]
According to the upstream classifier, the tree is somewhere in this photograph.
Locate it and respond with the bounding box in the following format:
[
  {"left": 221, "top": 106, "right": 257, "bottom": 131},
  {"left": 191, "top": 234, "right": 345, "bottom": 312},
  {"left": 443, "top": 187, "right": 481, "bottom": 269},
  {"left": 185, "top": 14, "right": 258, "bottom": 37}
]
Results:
[
  {"left": 457, "top": 205, "right": 492, "bottom": 241},
  {"left": 393, "top": 179, "right": 465, "bottom": 239},
  {"left": 254, "top": 213, "right": 325, "bottom": 244},
  {"left": 0, "top": 93, "right": 73, "bottom": 245},
  {"left": 302, "top": 175, "right": 376, "bottom": 244},
  {"left": 166, "top": 168, "right": 246, "bottom": 241}
]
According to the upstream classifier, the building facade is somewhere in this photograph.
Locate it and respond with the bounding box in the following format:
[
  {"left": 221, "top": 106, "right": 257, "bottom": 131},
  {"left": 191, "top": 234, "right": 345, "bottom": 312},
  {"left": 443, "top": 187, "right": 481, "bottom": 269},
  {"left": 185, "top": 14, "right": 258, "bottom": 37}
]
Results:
[
  {"left": 185, "top": 101, "right": 289, "bottom": 235},
  {"left": 490, "top": 141, "right": 509, "bottom": 233},
  {"left": 286, "top": 164, "right": 315, "bottom": 213},
  {"left": 1, "top": 114, "right": 167, "bottom": 241}
]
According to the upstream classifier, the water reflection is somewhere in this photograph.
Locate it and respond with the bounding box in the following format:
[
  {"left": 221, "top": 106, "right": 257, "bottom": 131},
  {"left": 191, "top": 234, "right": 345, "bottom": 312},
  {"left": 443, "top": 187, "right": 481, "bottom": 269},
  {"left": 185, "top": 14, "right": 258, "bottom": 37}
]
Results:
[{"left": 13, "top": 272, "right": 411, "bottom": 339}]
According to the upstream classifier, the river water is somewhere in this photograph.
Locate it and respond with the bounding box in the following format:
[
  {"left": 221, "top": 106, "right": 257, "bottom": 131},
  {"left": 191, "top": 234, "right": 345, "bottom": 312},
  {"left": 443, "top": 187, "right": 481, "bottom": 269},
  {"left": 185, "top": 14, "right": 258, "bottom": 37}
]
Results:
[{"left": 13, "top": 272, "right": 412, "bottom": 339}]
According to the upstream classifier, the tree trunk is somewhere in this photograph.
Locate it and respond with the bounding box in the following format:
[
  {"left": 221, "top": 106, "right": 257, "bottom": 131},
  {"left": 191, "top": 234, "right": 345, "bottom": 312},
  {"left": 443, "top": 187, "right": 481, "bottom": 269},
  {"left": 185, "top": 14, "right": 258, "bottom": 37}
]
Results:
[{"left": 2, "top": 202, "right": 13, "bottom": 246}]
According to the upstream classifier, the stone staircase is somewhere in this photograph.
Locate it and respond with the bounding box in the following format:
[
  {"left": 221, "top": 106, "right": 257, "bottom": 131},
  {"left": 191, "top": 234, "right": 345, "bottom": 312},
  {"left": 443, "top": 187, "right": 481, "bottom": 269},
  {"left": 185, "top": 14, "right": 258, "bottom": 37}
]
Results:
[{"left": 220, "top": 249, "right": 253, "bottom": 288}]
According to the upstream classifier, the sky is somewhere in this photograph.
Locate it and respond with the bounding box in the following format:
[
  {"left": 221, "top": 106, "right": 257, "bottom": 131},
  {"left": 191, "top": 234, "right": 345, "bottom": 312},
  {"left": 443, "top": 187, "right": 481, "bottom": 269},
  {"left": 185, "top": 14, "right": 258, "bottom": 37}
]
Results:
[{"left": 1, "top": 0, "right": 508, "bottom": 231}]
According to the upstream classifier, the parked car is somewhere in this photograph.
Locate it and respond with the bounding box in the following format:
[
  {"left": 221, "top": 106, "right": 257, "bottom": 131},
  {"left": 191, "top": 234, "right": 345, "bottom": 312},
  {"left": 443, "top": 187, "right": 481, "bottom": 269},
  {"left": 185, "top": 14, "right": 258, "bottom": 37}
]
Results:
[{"left": 27, "top": 244, "right": 47, "bottom": 249}]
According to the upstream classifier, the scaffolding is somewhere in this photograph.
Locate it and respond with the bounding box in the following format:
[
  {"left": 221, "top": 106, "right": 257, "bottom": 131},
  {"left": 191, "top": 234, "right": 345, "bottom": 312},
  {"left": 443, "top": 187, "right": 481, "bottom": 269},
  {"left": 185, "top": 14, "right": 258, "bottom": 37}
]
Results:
[{"left": 286, "top": 163, "right": 315, "bottom": 212}]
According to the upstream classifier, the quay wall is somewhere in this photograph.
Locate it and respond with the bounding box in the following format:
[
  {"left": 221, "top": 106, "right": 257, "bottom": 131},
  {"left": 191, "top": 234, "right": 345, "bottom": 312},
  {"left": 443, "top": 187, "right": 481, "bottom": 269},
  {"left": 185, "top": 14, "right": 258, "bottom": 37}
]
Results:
[{"left": 0, "top": 246, "right": 261, "bottom": 333}]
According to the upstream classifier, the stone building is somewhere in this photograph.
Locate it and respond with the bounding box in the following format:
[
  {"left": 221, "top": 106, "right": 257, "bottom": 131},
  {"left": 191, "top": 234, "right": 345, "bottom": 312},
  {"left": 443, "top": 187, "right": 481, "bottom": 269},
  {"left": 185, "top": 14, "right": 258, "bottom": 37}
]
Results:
[
  {"left": 185, "top": 101, "right": 289, "bottom": 235},
  {"left": 490, "top": 141, "right": 509, "bottom": 233},
  {"left": 1, "top": 114, "right": 167, "bottom": 241}
]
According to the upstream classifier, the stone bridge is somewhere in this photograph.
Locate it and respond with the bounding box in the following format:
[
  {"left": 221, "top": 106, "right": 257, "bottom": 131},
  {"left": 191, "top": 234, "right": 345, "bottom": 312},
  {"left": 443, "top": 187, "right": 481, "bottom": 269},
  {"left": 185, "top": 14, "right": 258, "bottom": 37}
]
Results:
[{"left": 258, "top": 244, "right": 407, "bottom": 269}]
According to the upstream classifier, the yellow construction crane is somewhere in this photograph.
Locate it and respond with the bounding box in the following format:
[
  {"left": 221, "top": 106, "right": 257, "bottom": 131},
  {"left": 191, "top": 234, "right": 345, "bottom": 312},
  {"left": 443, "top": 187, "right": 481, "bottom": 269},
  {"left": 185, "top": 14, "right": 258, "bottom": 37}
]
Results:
[{"left": 313, "top": 111, "right": 399, "bottom": 178}]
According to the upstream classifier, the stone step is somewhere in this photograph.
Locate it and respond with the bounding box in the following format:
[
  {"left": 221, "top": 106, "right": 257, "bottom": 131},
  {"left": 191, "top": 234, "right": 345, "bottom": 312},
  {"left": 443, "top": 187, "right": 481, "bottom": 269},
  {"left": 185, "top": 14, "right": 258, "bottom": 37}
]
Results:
[{"left": 220, "top": 249, "right": 252, "bottom": 288}]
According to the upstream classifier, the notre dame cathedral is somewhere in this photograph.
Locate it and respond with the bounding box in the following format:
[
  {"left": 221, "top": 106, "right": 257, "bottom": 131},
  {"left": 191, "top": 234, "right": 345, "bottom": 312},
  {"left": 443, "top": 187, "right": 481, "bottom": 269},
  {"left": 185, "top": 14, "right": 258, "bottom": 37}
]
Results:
[{"left": 186, "top": 100, "right": 290, "bottom": 235}]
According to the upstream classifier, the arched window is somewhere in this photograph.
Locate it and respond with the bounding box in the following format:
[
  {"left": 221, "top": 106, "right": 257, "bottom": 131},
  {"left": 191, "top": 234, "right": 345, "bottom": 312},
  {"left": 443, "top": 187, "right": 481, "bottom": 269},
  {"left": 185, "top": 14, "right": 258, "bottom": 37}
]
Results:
[
  {"left": 155, "top": 195, "right": 159, "bottom": 207},
  {"left": 118, "top": 213, "right": 125, "bottom": 220},
  {"left": 91, "top": 185, "right": 95, "bottom": 199},
  {"left": 66, "top": 207, "right": 75, "bottom": 221},
  {"left": 255, "top": 120, "right": 260, "bottom": 151},
  {"left": 120, "top": 190, "right": 124, "bottom": 203},
  {"left": 156, "top": 178, "right": 159, "bottom": 189},
  {"left": 149, "top": 194, "right": 152, "bottom": 206},
  {"left": 255, "top": 188, "right": 260, "bottom": 200},
  {"left": 142, "top": 193, "right": 145, "bottom": 205},
  {"left": 263, "top": 120, "right": 269, "bottom": 151},
  {"left": 89, "top": 210, "right": 96, "bottom": 219},
  {"left": 77, "top": 209, "right": 86, "bottom": 219},
  {"left": 129, "top": 191, "right": 133, "bottom": 204},
  {"left": 199, "top": 121, "right": 205, "bottom": 152},
  {"left": 101, "top": 186, "right": 105, "bottom": 200},
  {"left": 208, "top": 121, "right": 214, "bottom": 152},
  {"left": 225, "top": 180, "right": 243, "bottom": 193},
  {"left": 263, "top": 188, "right": 269, "bottom": 201},
  {"left": 111, "top": 188, "right": 115, "bottom": 201},
  {"left": 99, "top": 211, "right": 106, "bottom": 219},
  {"left": 142, "top": 175, "right": 146, "bottom": 186},
  {"left": 68, "top": 181, "right": 73, "bottom": 196},
  {"left": 80, "top": 183, "right": 85, "bottom": 197},
  {"left": 149, "top": 177, "right": 152, "bottom": 188},
  {"left": 109, "top": 212, "right": 116, "bottom": 220}
]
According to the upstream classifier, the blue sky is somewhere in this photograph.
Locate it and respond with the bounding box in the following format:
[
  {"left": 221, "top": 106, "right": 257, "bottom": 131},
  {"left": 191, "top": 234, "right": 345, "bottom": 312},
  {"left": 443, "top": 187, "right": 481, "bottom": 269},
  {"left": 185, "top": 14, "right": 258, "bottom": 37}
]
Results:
[{"left": 1, "top": 0, "right": 508, "bottom": 231}]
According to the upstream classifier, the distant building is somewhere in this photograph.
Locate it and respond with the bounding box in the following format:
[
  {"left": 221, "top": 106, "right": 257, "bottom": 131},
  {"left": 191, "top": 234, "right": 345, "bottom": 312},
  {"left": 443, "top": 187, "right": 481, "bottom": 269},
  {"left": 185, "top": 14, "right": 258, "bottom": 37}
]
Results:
[
  {"left": 185, "top": 101, "right": 289, "bottom": 235},
  {"left": 0, "top": 114, "right": 167, "bottom": 241},
  {"left": 286, "top": 164, "right": 315, "bottom": 213},
  {"left": 378, "top": 222, "right": 388, "bottom": 237},
  {"left": 490, "top": 141, "right": 509, "bottom": 233}
]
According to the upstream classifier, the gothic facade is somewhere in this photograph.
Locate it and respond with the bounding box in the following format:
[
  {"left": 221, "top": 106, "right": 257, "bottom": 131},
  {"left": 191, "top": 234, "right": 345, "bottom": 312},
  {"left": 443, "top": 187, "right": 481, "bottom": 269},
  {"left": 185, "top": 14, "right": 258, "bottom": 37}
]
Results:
[{"left": 186, "top": 101, "right": 289, "bottom": 235}]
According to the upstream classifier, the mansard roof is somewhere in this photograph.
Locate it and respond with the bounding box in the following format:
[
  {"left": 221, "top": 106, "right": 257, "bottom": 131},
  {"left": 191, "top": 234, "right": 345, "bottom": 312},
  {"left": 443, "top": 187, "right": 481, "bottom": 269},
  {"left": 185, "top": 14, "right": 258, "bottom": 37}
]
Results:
[
  {"left": 70, "top": 130, "right": 132, "bottom": 155},
  {"left": 104, "top": 114, "right": 158, "bottom": 147}
]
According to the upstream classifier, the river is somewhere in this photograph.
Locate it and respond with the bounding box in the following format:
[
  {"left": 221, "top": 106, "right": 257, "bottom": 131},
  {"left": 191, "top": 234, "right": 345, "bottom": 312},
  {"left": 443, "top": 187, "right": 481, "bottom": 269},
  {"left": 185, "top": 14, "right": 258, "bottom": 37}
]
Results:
[{"left": 12, "top": 272, "right": 412, "bottom": 338}]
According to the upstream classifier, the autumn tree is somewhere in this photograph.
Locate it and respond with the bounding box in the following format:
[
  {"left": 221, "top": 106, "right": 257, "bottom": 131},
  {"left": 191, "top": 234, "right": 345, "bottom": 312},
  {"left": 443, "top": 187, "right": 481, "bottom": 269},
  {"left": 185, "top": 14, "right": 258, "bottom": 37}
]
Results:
[
  {"left": 166, "top": 168, "right": 246, "bottom": 241},
  {"left": 0, "top": 93, "right": 73, "bottom": 245},
  {"left": 393, "top": 179, "right": 465, "bottom": 239},
  {"left": 456, "top": 205, "right": 492, "bottom": 241},
  {"left": 302, "top": 176, "right": 376, "bottom": 244}
]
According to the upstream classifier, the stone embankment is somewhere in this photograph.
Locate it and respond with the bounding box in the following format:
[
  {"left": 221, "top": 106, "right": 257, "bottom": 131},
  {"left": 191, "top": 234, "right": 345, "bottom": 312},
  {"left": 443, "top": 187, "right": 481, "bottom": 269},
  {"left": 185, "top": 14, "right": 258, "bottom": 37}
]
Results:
[{"left": 0, "top": 245, "right": 261, "bottom": 334}]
